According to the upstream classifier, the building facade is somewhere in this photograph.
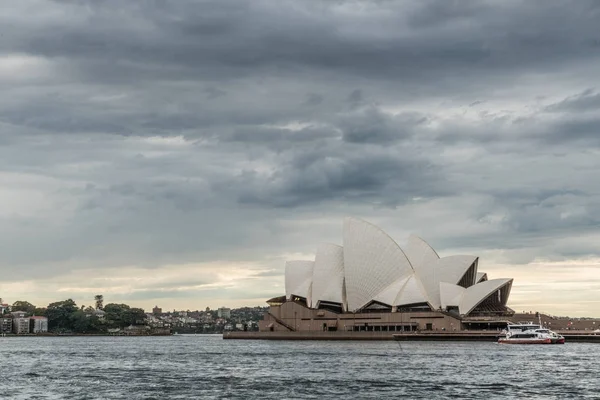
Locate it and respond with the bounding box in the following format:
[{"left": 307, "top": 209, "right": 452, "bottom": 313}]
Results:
[
  {"left": 218, "top": 307, "right": 231, "bottom": 319},
  {"left": 30, "top": 316, "right": 48, "bottom": 333},
  {"left": 13, "top": 317, "right": 30, "bottom": 334},
  {"left": 0, "top": 317, "right": 12, "bottom": 333}
]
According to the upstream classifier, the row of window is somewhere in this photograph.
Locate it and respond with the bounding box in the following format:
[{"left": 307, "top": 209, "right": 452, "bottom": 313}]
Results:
[{"left": 346, "top": 325, "right": 418, "bottom": 332}]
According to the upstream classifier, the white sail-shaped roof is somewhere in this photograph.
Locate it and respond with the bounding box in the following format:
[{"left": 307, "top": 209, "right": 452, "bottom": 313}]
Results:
[
  {"left": 405, "top": 237, "right": 477, "bottom": 309},
  {"left": 476, "top": 272, "right": 488, "bottom": 283},
  {"left": 459, "top": 278, "right": 513, "bottom": 315},
  {"left": 311, "top": 243, "right": 345, "bottom": 309},
  {"left": 394, "top": 274, "right": 428, "bottom": 306},
  {"left": 404, "top": 235, "right": 440, "bottom": 309},
  {"left": 373, "top": 274, "right": 429, "bottom": 307},
  {"left": 343, "top": 217, "right": 414, "bottom": 312},
  {"left": 404, "top": 235, "right": 439, "bottom": 271},
  {"left": 373, "top": 275, "right": 411, "bottom": 306},
  {"left": 440, "top": 282, "right": 466, "bottom": 309},
  {"left": 285, "top": 260, "right": 314, "bottom": 306},
  {"left": 435, "top": 255, "right": 478, "bottom": 286}
]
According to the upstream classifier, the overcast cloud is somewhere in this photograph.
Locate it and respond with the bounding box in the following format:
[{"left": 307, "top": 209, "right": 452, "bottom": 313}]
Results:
[{"left": 1, "top": 0, "right": 599, "bottom": 316}]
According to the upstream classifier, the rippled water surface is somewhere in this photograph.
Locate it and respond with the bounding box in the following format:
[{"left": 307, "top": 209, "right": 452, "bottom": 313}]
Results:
[{"left": 1, "top": 335, "right": 599, "bottom": 399}]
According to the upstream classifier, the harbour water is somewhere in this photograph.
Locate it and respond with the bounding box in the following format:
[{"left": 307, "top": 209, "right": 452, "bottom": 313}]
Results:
[{"left": 1, "top": 335, "right": 598, "bottom": 399}]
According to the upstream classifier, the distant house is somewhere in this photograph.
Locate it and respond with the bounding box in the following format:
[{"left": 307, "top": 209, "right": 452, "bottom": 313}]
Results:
[
  {"left": 30, "top": 316, "right": 48, "bottom": 333},
  {"left": 217, "top": 307, "right": 231, "bottom": 319},
  {"left": 124, "top": 325, "right": 150, "bottom": 335},
  {"left": 94, "top": 308, "right": 106, "bottom": 319}
]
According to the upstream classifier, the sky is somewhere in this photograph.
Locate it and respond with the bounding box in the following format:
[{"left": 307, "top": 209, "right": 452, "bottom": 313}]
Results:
[{"left": 1, "top": 0, "right": 599, "bottom": 316}]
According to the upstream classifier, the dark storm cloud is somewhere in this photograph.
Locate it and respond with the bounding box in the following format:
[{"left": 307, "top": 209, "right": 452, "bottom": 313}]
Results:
[
  {"left": 304, "top": 93, "right": 324, "bottom": 106},
  {"left": 339, "top": 107, "right": 427, "bottom": 144},
  {"left": 546, "top": 117, "right": 600, "bottom": 144},
  {"left": 224, "top": 125, "right": 339, "bottom": 146},
  {"left": 232, "top": 146, "right": 444, "bottom": 208},
  {"left": 545, "top": 89, "right": 600, "bottom": 113},
  {"left": 3, "top": 1, "right": 598, "bottom": 87},
  {"left": 1, "top": 0, "right": 600, "bottom": 312},
  {"left": 2, "top": 1, "right": 599, "bottom": 143}
]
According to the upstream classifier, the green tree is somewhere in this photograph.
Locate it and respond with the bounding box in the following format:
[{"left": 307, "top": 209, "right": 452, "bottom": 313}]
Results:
[
  {"left": 46, "top": 299, "right": 78, "bottom": 332},
  {"left": 84, "top": 306, "right": 95, "bottom": 314},
  {"left": 94, "top": 295, "right": 104, "bottom": 310},
  {"left": 69, "top": 311, "right": 105, "bottom": 334},
  {"left": 128, "top": 308, "right": 147, "bottom": 325},
  {"left": 104, "top": 303, "right": 131, "bottom": 328},
  {"left": 32, "top": 307, "right": 46, "bottom": 316},
  {"left": 70, "top": 310, "right": 91, "bottom": 333},
  {"left": 12, "top": 301, "right": 36, "bottom": 316},
  {"left": 103, "top": 303, "right": 147, "bottom": 328}
]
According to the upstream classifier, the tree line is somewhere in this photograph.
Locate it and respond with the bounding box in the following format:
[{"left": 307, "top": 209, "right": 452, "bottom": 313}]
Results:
[{"left": 7, "top": 296, "right": 147, "bottom": 334}]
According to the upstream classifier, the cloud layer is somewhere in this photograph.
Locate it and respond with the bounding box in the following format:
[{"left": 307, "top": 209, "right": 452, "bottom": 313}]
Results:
[{"left": 1, "top": 0, "right": 599, "bottom": 315}]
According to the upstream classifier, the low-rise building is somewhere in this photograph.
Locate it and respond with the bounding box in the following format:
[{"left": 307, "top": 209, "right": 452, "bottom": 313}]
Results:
[
  {"left": 1, "top": 317, "right": 12, "bottom": 333},
  {"left": 30, "top": 316, "right": 48, "bottom": 333},
  {"left": 218, "top": 307, "right": 231, "bottom": 319},
  {"left": 124, "top": 325, "right": 151, "bottom": 335},
  {"left": 13, "top": 317, "right": 30, "bottom": 334},
  {"left": 94, "top": 308, "right": 106, "bottom": 319}
]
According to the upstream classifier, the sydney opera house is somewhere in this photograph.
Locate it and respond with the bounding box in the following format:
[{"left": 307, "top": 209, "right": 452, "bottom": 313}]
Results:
[{"left": 259, "top": 217, "right": 514, "bottom": 333}]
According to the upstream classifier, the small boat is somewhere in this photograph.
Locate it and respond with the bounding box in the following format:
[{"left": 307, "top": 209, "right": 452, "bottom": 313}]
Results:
[{"left": 498, "top": 322, "right": 565, "bottom": 344}]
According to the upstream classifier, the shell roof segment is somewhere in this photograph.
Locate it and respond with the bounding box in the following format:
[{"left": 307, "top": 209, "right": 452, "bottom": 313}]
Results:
[
  {"left": 312, "top": 243, "right": 346, "bottom": 309},
  {"left": 440, "top": 282, "right": 466, "bottom": 309},
  {"left": 404, "top": 234, "right": 440, "bottom": 271},
  {"left": 404, "top": 235, "right": 478, "bottom": 310},
  {"left": 343, "top": 217, "right": 414, "bottom": 312},
  {"left": 459, "top": 278, "right": 513, "bottom": 315},
  {"left": 285, "top": 260, "right": 314, "bottom": 306},
  {"left": 393, "top": 274, "right": 429, "bottom": 306}
]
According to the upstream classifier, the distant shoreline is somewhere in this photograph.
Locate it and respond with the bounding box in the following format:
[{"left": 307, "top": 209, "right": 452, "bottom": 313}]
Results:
[
  {"left": 0, "top": 332, "right": 233, "bottom": 337},
  {"left": 1, "top": 333, "right": 174, "bottom": 337}
]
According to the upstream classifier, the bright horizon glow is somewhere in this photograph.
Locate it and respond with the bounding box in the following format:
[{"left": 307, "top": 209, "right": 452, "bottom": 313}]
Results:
[{"left": 1, "top": 256, "right": 599, "bottom": 318}]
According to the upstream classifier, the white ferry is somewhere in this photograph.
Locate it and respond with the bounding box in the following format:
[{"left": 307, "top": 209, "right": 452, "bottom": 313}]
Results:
[{"left": 498, "top": 323, "right": 565, "bottom": 344}]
